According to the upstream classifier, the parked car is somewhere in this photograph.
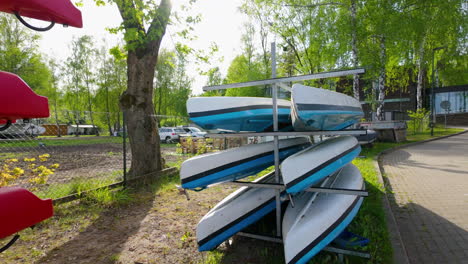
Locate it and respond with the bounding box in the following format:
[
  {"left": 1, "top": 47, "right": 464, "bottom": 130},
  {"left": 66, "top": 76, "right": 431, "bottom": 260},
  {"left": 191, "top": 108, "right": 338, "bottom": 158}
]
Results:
[
  {"left": 180, "top": 127, "right": 207, "bottom": 138},
  {"left": 159, "top": 127, "right": 185, "bottom": 143}
]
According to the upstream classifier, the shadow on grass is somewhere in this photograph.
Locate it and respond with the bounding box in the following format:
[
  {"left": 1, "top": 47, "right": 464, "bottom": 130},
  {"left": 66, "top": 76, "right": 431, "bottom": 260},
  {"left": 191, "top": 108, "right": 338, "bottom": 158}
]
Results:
[{"left": 37, "top": 183, "right": 157, "bottom": 264}]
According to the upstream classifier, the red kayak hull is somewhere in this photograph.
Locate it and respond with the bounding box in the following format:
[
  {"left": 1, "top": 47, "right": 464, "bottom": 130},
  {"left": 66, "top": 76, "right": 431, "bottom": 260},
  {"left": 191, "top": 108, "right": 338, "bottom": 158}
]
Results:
[
  {"left": 0, "top": 71, "right": 50, "bottom": 124},
  {"left": 0, "top": 0, "right": 82, "bottom": 28},
  {"left": 0, "top": 187, "right": 54, "bottom": 239}
]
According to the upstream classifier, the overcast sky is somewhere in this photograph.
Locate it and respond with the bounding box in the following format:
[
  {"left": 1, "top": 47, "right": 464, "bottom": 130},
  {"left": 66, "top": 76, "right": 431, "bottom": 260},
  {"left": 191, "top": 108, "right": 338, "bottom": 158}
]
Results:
[{"left": 37, "top": 0, "right": 248, "bottom": 95}]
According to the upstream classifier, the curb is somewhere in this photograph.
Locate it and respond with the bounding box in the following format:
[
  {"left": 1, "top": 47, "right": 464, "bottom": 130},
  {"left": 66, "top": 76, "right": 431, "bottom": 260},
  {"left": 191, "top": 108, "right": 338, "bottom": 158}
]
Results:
[{"left": 374, "top": 129, "right": 467, "bottom": 264}]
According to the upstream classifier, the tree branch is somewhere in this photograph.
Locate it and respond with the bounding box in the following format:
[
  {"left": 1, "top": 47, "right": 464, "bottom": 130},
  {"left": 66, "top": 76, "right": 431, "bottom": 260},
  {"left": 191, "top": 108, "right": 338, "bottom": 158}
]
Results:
[
  {"left": 285, "top": 2, "right": 345, "bottom": 8},
  {"left": 147, "top": 0, "right": 172, "bottom": 41},
  {"left": 114, "top": 0, "right": 144, "bottom": 32}
]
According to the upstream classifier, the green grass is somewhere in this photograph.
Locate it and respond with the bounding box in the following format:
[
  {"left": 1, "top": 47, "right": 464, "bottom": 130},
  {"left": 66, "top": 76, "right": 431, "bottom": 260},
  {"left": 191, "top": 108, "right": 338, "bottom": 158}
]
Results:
[
  {"left": 84, "top": 187, "right": 133, "bottom": 207},
  {"left": 36, "top": 174, "right": 123, "bottom": 200},
  {"left": 0, "top": 135, "right": 177, "bottom": 149},
  {"left": 0, "top": 136, "right": 122, "bottom": 149}
]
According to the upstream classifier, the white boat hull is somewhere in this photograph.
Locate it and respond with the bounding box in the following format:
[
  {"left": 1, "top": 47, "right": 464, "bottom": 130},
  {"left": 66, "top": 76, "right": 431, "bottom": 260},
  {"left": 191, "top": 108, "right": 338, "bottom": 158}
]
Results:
[
  {"left": 196, "top": 172, "right": 280, "bottom": 251},
  {"left": 283, "top": 164, "right": 364, "bottom": 264},
  {"left": 291, "top": 84, "right": 363, "bottom": 131},
  {"left": 181, "top": 137, "right": 310, "bottom": 190},
  {"left": 281, "top": 136, "right": 361, "bottom": 194},
  {"left": 187, "top": 97, "right": 292, "bottom": 132}
]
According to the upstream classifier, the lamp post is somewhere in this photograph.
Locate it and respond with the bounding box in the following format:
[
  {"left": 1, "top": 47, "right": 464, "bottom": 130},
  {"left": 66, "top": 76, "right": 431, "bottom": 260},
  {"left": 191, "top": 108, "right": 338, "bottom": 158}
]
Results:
[{"left": 430, "top": 46, "right": 446, "bottom": 136}]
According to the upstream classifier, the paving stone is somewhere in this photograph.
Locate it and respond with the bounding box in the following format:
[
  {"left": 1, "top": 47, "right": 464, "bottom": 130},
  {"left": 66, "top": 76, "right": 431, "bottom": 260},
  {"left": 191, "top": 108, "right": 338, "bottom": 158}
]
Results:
[{"left": 382, "top": 132, "right": 468, "bottom": 263}]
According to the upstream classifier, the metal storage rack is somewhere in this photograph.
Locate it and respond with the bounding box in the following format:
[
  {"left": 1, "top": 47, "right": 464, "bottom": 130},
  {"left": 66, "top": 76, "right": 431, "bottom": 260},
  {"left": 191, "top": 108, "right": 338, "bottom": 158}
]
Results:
[{"left": 193, "top": 43, "right": 371, "bottom": 260}]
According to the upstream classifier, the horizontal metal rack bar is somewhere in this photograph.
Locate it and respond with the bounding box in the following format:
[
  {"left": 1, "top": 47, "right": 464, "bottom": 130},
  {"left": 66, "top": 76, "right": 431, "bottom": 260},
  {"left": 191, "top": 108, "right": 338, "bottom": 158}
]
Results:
[
  {"left": 237, "top": 232, "right": 283, "bottom": 243},
  {"left": 223, "top": 181, "right": 368, "bottom": 197},
  {"left": 236, "top": 232, "right": 371, "bottom": 259},
  {"left": 206, "top": 129, "right": 367, "bottom": 138},
  {"left": 203, "top": 68, "right": 365, "bottom": 91},
  {"left": 323, "top": 246, "right": 371, "bottom": 259},
  {"left": 305, "top": 187, "right": 368, "bottom": 197},
  {"left": 226, "top": 181, "right": 285, "bottom": 189}
]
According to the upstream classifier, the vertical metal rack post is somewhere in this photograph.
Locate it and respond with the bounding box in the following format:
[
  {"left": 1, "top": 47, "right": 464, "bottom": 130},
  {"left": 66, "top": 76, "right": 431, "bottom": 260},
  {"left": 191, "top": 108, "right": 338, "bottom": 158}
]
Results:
[
  {"left": 201, "top": 42, "right": 370, "bottom": 260},
  {"left": 270, "top": 42, "right": 282, "bottom": 237}
]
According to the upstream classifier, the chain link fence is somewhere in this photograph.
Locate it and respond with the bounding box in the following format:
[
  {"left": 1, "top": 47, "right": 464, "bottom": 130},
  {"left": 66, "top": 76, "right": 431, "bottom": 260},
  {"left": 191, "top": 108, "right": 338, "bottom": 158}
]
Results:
[
  {"left": 0, "top": 111, "right": 128, "bottom": 200},
  {"left": 0, "top": 111, "right": 253, "bottom": 201}
]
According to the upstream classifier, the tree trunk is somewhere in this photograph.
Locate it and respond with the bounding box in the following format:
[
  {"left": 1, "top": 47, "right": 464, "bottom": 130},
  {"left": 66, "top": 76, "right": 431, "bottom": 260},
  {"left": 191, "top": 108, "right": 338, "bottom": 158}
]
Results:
[
  {"left": 115, "top": 0, "right": 171, "bottom": 181},
  {"left": 376, "top": 36, "right": 387, "bottom": 121},
  {"left": 120, "top": 52, "right": 162, "bottom": 180},
  {"left": 350, "top": 0, "right": 360, "bottom": 100},
  {"left": 416, "top": 37, "right": 426, "bottom": 109}
]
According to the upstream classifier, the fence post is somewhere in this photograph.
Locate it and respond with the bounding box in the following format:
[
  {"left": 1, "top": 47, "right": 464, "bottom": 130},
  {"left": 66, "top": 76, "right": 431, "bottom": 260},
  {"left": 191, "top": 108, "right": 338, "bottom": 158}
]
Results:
[{"left": 123, "top": 111, "right": 127, "bottom": 188}]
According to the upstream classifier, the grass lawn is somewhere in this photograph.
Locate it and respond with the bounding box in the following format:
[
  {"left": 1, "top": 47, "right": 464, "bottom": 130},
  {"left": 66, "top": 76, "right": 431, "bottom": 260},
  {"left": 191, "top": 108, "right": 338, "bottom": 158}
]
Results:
[
  {"left": 0, "top": 127, "right": 463, "bottom": 264},
  {"left": 0, "top": 135, "right": 177, "bottom": 149}
]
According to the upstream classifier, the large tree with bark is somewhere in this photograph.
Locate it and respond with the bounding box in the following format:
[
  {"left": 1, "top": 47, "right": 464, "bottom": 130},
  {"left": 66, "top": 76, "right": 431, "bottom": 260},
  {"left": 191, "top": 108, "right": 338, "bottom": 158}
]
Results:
[{"left": 110, "top": 0, "right": 171, "bottom": 180}]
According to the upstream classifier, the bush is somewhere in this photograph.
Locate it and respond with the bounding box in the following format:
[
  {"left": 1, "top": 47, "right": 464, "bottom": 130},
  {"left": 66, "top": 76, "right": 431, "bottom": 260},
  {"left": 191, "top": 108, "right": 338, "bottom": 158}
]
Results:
[{"left": 407, "top": 108, "right": 429, "bottom": 134}]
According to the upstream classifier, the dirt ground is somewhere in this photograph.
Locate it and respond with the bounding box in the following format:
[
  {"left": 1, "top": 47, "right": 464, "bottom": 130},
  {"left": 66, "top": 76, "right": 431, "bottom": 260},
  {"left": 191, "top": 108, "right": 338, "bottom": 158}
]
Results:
[
  {"left": 0, "top": 179, "right": 292, "bottom": 264},
  {"left": 2, "top": 142, "right": 179, "bottom": 189}
]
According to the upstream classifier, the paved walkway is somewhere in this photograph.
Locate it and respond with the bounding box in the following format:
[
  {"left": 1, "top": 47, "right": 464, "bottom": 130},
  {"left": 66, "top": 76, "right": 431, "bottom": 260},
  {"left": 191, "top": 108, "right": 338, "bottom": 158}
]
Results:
[{"left": 382, "top": 132, "right": 468, "bottom": 264}]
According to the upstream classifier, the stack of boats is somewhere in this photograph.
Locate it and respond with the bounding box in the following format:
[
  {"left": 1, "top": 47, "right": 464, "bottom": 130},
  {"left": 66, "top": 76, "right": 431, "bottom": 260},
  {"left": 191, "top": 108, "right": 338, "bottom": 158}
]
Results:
[{"left": 181, "top": 84, "right": 366, "bottom": 264}]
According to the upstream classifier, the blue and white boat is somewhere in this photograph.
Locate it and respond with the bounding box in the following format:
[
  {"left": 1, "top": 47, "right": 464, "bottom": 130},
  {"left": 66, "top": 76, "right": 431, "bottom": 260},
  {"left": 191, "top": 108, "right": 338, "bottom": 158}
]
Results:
[
  {"left": 196, "top": 171, "right": 282, "bottom": 251},
  {"left": 291, "top": 84, "right": 363, "bottom": 131},
  {"left": 283, "top": 164, "right": 364, "bottom": 264},
  {"left": 281, "top": 136, "right": 361, "bottom": 194},
  {"left": 187, "top": 96, "right": 292, "bottom": 132},
  {"left": 181, "top": 137, "right": 310, "bottom": 190}
]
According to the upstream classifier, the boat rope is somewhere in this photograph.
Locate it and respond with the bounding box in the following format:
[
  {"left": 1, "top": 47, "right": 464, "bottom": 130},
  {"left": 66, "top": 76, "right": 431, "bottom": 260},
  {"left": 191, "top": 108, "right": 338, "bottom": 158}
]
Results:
[
  {"left": 0, "top": 234, "right": 20, "bottom": 253},
  {"left": 14, "top": 12, "right": 55, "bottom": 32},
  {"left": 0, "top": 120, "right": 12, "bottom": 131}
]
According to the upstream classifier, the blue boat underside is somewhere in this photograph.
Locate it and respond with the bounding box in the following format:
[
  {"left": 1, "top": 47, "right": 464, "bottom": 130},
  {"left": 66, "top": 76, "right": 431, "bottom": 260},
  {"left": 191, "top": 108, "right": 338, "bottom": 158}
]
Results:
[
  {"left": 191, "top": 108, "right": 292, "bottom": 132},
  {"left": 183, "top": 145, "right": 307, "bottom": 190},
  {"left": 296, "top": 110, "right": 363, "bottom": 131},
  {"left": 286, "top": 147, "right": 361, "bottom": 194},
  {"left": 198, "top": 199, "right": 277, "bottom": 251}
]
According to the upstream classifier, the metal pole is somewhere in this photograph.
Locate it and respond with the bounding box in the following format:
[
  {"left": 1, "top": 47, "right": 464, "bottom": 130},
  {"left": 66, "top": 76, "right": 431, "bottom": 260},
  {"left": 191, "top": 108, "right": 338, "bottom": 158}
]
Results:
[
  {"left": 123, "top": 111, "right": 127, "bottom": 187},
  {"left": 431, "top": 50, "right": 435, "bottom": 136},
  {"left": 431, "top": 46, "right": 446, "bottom": 136},
  {"left": 203, "top": 68, "right": 365, "bottom": 91},
  {"left": 271, "top": 42, "right": 282, "bottom": 237}
]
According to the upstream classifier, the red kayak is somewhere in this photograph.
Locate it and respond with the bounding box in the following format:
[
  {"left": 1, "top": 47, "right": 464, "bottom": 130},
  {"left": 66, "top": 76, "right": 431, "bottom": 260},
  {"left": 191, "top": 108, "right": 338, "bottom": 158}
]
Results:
[
  {"left": 0, "top": 0, "right": 82, "bottom": 28},
  {"left": 0, "top": 71, "right": 49, "bottom": 125},
  {"left": 0, "top": 187, "right": 54, "bottom": 239}
]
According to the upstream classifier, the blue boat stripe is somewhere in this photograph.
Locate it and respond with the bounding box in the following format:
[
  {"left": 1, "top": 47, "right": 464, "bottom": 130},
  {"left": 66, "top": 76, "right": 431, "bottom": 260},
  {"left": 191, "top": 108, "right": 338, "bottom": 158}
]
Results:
[
  {"left": 182, "top": 143, "right": 310, "bottom": 186},
  {"left": 286, "top": 144, "right": 361, "bottom": 190},
  {"left": 198, "top": 197, "right": 277, "bottom": 250},
  {"left": 288, "top": 195, "right": 363, "bottom": 264},
  {"left": 296, "top": 103, "right": 362, "bottom": 113},
  {"left": 189, "top": 105, "right": 290, "bottom": 118}
]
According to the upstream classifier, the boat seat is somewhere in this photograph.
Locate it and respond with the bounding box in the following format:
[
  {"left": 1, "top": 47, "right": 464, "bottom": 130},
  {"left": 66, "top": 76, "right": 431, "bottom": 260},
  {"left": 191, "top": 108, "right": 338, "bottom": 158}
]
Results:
[
  {"left": 0, "top": 0, "right": 82, "bottom": 29},
  {"left": 0, "top": 71, "right": 49, "bottom": 126},
  {"left": 0, "top": 187, "right": 54, "bottom": 240}
]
